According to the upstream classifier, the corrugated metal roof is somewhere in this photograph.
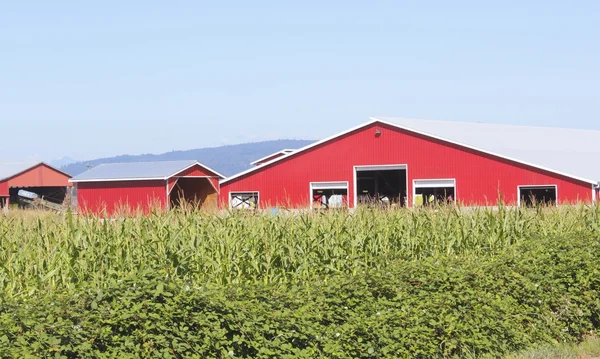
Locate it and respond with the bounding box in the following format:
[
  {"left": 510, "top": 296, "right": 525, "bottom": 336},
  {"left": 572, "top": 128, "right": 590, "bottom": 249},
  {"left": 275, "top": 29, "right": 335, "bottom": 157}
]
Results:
[
  {"left": 222, "top": 118, "right": 600, "bottom": 185},
  {"left": 376, "top": 117, "right": 600, "bottom": 184},
  {"left": 70, "top": 160, "right": 210, "bottom": 182}
]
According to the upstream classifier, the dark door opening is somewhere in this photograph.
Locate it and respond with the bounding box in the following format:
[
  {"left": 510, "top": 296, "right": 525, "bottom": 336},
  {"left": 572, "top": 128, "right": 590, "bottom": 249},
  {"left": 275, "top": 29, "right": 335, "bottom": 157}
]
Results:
[
  {"left": 356, "top": 168, "right": 407, "bottom": 207},
  {"left": 312, "top": 188, "right": 348, "bottom": 209},
  {"left": 9, "top": 186, "right": 67, "bottom": 208},
  {"left": 519, "top": 186, "right": 557, "bottom": 207},
  {"left": 169, "top": 177, "right": 218, "bottom": 210},
  {"left": 415, "top": 187, "right": 455, "bottom": 206}
]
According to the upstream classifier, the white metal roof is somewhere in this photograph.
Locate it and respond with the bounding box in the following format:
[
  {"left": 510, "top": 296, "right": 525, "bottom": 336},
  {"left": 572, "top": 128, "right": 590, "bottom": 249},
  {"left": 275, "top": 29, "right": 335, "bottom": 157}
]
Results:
[
  {"left": 0, "top": 162, "right": 71, "bottom": 182},
  {"left": 222, "top": 118, "right": 600, "bottom": 185},
  {"left": 376, "top": 117, "right": 600, "bottom": 185},
  {"left": 70, "top": 160, "right": 225, "bottom": 183},
  {"left": 250, "top": 149, "right": 296, "bottom": 166}
]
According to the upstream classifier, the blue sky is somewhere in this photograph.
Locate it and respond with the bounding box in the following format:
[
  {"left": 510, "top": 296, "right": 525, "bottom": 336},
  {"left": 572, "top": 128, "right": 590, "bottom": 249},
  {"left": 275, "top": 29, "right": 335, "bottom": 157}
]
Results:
[{"left": 1, "top": 1, "right": 599, "bottom": 163}]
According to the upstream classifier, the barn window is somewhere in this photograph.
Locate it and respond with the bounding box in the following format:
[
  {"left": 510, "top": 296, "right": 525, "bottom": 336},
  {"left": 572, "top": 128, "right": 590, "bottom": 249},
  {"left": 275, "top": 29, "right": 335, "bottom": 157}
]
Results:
[
  {"left": 311, "top": 182, "right": 348, "bottom": 209},
  {"left": 413, "top": 179, "right": 456, "bottom": 206},
  {"left": 518, "top": 185, "right": 557, "bottom": 207},
  {"left": 230, "top": 192, "right": 259, "bottom": 210}
]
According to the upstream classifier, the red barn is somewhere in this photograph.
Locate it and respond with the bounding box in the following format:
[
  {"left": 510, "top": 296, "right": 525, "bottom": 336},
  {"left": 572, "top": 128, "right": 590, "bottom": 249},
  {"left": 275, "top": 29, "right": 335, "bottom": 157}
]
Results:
[
  {"left": 70, "top": 160, "right": 225, "bottom": 215},
  {"left": 0, "top": 181, "right": 7, "bottom": 207},
  {"left": 0, "top": 162, "right": 72, "bottom": 208},
  {"left": 220, "top": 118, "right": 600, "bottom": 209}
]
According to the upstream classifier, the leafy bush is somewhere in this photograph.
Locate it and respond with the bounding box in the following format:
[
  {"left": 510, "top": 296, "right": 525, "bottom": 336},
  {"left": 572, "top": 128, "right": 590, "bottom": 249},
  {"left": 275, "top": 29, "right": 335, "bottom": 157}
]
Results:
[{"left": 1, "top": 234, "right": 598, "bottom": 358}]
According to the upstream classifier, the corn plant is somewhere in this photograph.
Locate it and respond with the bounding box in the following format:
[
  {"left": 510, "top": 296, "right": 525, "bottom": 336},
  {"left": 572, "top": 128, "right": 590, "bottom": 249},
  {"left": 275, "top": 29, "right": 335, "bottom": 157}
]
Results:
[{"left": 0, "top": 203, "right": 598, "bottom": 298}]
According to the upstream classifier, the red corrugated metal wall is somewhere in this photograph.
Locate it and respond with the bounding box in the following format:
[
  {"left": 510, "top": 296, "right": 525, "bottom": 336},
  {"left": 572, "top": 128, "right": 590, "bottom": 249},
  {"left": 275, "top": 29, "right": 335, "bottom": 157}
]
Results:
[
  {"left": 77, "top": 180, "right": 167, "bottom": 215},
  {"left": 7, "top": 164, "right": 71, "bottom": 188},
  {"left": 220, "top": 122, "right": 593, "bottom": 208},
  {"left": 0, "top": 181, "right": 8, "bottom": 197}
]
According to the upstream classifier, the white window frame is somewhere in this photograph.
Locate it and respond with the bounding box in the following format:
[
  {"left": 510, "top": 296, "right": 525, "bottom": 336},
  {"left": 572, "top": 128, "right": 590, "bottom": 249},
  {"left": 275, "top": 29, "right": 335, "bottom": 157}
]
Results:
[
  {"left": 353, "top": 164, "right": 408, "bottom": 208},
  {"left": 412, "top": 178, "right": 456, "bottom": 206},
  {"left": 517, "top": 185, "right": 558, "bottom": 207},
  {"left": 309, "top": 181, "right": 349, "bottom": 209},
  {"left": 229, "top": 191, "right": 260, "bottom": 210}
]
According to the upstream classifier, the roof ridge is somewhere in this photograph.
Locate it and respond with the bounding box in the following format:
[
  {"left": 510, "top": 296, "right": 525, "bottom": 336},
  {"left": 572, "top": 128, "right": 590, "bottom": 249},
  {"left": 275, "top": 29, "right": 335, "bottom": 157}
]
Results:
[{"left": 374, "top": 116, "right": 600, "bottom": 133}]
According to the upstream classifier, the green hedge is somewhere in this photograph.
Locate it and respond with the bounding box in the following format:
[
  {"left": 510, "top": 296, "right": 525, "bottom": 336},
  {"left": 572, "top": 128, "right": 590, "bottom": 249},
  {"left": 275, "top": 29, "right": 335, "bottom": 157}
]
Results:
[{"left": 1, "top": 234, "right": 598, "bottom": 358}]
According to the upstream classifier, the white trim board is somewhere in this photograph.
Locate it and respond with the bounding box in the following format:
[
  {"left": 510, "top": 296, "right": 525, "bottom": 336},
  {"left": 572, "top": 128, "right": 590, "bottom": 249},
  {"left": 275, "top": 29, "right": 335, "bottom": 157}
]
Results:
[
  {"left": 310, "top": 181, "right": 349, "bottom": 190},
  {"left": 71, "top": 176, "right": 222, "bottom": 183},
  {"left": 355, "top": 164, "right": 406, "bottom": 172},
  {"left": 413, "top": 179, "right": 456, "bottom": 188},
  {"left": 517, "top": 184, "right": 558, "bottom": 207},
  {"left": 72, "top": 175, "right": 223, "bottom": 184},
  {"left": 165, "top": 179, "right": 170, "bottom": 210},
  {"left": 71, "top": 177, "right": 173, "bottom": 183},
  {"left": 221, "top": 117, "right": 600, "bottom": 186}
]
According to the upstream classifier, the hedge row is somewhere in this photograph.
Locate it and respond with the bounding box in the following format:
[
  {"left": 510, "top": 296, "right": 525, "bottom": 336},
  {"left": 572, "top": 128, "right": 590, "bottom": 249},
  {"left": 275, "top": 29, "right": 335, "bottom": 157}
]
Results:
[{"left": 1, "top": 234, "right": 599, "bottom": 358}]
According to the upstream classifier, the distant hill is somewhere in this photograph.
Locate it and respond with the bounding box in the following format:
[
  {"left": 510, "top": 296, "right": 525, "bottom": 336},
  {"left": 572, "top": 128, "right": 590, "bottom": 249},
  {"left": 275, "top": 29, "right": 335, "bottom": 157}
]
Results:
[
  {"left": 61, "top": 139, "right": 315, "bottom": 177},
  {"left": 50, "top": 156, "right": 77, "bottom": 168}
]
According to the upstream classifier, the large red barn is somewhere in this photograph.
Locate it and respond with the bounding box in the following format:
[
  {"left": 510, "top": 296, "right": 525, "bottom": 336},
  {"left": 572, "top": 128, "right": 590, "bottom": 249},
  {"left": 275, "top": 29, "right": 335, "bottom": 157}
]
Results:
[
  {"left": 0, "top": 162, "right": 72, "bottom": 208},
  {"left": 70, "top": 160, "right": 225, "bottom": 215},
  {"left": 220, "top": 118, "right": 600, "bottom": 209}
]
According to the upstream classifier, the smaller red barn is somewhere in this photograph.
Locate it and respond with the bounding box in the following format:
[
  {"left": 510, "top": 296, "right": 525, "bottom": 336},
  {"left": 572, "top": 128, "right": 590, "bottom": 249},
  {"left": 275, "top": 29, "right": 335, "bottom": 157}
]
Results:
[
  {"left": 0, "top": 162, "right": 72, "bottom": 208},
  {"left": 70, "top": 160, "right": 224, "bottom": 215}
]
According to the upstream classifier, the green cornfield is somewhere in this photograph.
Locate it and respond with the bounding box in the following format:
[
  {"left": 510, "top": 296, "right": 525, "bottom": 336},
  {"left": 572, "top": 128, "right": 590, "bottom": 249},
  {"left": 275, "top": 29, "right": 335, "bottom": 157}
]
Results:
[{"left": 1, "top": 204, "right": 599, "bottom": 298}]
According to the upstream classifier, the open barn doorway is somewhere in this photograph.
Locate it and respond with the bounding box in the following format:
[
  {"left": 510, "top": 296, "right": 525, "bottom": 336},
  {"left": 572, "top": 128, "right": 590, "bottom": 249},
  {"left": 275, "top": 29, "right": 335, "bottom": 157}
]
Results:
[
  {"left": 518, "top": 185, "right": 557, "bottom": 207},
  {"left": 169, "top": 177, "right": 218, "bottom": 210},
  {"left": 9, "top": 186, "right": 67, "bottom": 208},
  {"left": 354, "top": 165, "right": 407, "bottom": 208}
]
